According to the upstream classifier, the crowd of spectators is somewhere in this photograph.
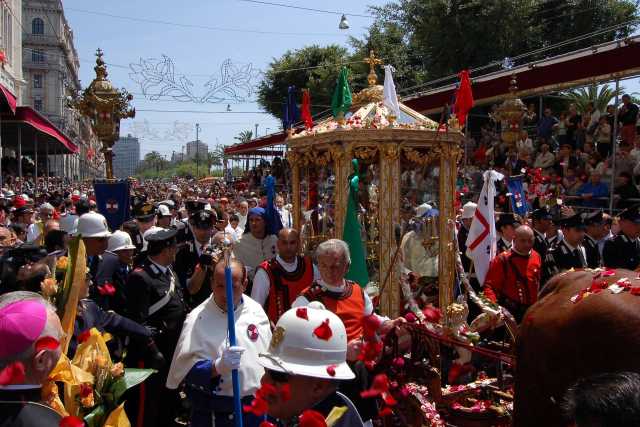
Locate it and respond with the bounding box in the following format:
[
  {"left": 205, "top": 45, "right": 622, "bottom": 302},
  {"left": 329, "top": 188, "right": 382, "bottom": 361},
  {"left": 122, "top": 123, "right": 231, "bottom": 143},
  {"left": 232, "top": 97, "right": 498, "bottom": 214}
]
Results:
[{"left": 460, "top": 94, "right": 640, "bottom": 212}]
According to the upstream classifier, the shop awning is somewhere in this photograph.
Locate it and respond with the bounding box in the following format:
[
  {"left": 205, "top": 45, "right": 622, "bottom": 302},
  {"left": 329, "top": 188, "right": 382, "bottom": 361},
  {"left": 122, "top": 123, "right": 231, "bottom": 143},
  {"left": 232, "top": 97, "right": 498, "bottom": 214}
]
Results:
[
  {"left": 1, "top": 106, "right": 79, "bottom": 154},
  {"left": 224, "top": 132, "right": 286, "bottom": 155},
  {"left": 403, "top": 36, "right": 640, "bottom": 114},
  {"left": 0, "top": 83, "right": 17, "bottom": 114}
]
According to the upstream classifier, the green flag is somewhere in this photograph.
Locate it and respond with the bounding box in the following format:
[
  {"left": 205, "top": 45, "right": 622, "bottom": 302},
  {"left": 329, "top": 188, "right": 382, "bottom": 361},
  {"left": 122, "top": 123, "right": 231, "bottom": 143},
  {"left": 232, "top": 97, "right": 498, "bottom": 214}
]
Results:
[
  {"left": 331, "top": 67, "right": 352, "bottom": 118},
  {"left": 343, "top": 159, "right": 369, "bottom": 287}
]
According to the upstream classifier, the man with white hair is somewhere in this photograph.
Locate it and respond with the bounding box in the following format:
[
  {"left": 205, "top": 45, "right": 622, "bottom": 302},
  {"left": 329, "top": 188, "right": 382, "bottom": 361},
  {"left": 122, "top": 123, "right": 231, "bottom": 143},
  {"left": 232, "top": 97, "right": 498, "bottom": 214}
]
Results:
[
  {"left": 0, "top": 291, "right": 64, "bottom": 426},
  {"left": 293, "top": 239, "right": 405, "bottom": 421}
]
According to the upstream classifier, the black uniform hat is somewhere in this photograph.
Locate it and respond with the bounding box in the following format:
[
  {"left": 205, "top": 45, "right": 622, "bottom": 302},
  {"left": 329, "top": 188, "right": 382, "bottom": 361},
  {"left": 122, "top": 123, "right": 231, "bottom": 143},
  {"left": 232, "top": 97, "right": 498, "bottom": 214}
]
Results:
[
  {"left": 145, "top": 227, "right": 178, "bottom": 252},
  {"left": 559, "top": 212, "right": 586, "bottom": 230},
  {"left": 185, "top": 200, "right": 207, "bottom": 214},
  {"left": 13, "top": 206, "right": 34, "bottom": 216},
  {"left": 133, "top": 202, "right": 156, "bottom": 221},
  {"left": 190, "top": 210, "right": 215, "bottom": 229},
  {"left": 583, "top": 210, "right": 604, "bottom": 226},
  {"left": 531, "top": 207, "right": 553, "bottom": 221},
  {"left": 619, "top": 205, "right": 640, "bottom": 223},
  {"left": 496, "top": 213, "right": 520, "bottom": 230}
]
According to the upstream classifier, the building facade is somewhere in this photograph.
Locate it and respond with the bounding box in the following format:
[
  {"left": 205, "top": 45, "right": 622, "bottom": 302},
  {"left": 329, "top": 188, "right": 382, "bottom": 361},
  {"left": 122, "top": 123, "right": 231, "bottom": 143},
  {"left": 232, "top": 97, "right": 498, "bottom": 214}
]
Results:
[
  {"left": 0, "top": 0, "right": 23, "bottom": 102},
  {"left": 22, "top": 0, "right": 103, "bottom": 180},
  {"left": 185, "top": 139, "right": 208, "bottom": 161},
  {"left": 113, "top": 134, "right": 140, "bottom": 179}
]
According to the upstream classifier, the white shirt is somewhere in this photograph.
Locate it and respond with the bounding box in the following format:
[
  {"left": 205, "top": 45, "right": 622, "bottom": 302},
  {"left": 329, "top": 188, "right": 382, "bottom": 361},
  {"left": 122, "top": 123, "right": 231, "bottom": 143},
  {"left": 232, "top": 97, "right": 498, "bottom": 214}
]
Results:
[
  {"left": 166, "top": 295, "right": 271, "bottom": 397},
  {"left": 26, "top": 222, "right": 41, "bottom": 243},
  {"left": 225, "top": 224, "right": 243, "bottom": 243},
  {"left": 237, "top": 213, "right": 247, "bottom": 231},
  {"left": 277, "top": 207, "right": 293, "bottom": 228},
  {"left": 251, "top": 255, "right": 320, "bottom": 306}
]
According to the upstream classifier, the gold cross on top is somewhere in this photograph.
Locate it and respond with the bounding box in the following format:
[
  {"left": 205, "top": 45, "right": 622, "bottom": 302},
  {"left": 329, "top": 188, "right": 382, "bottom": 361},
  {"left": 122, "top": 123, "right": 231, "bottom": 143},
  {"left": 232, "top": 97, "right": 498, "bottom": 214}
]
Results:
[{"left": 363, "top": 50, "right": 383, "bottom": 86}]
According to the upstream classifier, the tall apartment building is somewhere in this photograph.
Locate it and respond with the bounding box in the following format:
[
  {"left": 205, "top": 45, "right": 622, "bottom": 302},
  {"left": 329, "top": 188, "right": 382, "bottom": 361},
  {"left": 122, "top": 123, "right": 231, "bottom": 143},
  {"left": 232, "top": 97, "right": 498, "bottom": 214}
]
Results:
[
  {"left": 185, "top": 139, "right": 208, "bottom": 161},
  {"left": 0, "top": 1, "right": 23, "bottom": 103},
  {"left": 22, "top": 0, "right": 103, "bottom": 179},
  {"left": 113, "top": 134, "right": 140, "bottom": 179}
]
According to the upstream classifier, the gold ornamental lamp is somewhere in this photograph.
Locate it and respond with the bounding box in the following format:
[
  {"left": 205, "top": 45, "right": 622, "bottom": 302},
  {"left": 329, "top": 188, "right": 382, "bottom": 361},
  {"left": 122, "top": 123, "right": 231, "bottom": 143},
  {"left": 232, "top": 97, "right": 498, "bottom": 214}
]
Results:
[
  {"left": 72, "top": 49, "right": 135, "bottom": 179},
  {"left": 496, "top": 75, "right": 525, "bottom": 147}
]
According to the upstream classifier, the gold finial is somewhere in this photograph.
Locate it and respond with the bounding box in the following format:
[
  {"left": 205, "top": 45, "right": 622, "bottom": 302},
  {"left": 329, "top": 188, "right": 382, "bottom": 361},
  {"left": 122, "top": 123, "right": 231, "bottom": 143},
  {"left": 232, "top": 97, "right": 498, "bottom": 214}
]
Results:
[
  {"left": 363, "top": 50, "right": 383, "bottom": 87},
  {"left": 95, "top": 48, "right": 107, "bottom": 80}
]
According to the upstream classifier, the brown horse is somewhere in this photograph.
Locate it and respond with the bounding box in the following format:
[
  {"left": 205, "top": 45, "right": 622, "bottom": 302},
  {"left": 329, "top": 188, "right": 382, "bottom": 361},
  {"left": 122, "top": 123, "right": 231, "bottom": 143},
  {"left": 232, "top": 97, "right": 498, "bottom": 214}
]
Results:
[{"left": 515, "top": 268, "right": 640, "bottom": 426}]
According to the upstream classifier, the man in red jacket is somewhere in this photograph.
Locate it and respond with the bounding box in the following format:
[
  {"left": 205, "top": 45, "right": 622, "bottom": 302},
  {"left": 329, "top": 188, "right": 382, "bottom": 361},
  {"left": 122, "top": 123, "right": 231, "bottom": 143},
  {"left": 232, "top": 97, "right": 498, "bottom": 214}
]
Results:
[{"left": 483, "top": 225, "right": 542, "bottom": 323}]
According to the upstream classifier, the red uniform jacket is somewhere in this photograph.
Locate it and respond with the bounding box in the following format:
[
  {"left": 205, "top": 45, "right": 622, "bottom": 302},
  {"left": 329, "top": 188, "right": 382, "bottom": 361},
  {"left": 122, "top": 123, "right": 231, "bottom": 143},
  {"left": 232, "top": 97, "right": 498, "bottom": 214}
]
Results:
[
  {"left": 483, "top": 249, "right": 542, "bottom": 306},
  {"left": 258, "top": 256, "right": 314, "bottom": 323},
  {"left": 302, "top": 280, "right": 365, "bottom": 342}
]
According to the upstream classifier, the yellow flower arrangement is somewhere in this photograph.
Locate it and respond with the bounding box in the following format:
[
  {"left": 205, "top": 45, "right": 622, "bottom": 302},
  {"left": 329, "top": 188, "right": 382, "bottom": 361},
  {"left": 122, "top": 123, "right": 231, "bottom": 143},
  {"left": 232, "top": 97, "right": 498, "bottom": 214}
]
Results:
[
  {"left": 40, "top": 277, "right": 59, "bottom": 297},
  {"left": 56, "top": 256, "right": 69, "bottom": 271}
]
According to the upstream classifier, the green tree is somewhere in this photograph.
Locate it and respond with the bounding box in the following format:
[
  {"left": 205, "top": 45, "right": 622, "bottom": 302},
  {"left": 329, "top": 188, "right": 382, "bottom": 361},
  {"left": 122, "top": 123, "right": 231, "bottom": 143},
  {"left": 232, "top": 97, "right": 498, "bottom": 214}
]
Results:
[
  {"left": 564, "top": 84, "right": 624, "bottom": 113},
  {"left": 257, "top": 45, "right": 351, "bottom": 121},
  {"left": 234, "top": 130, "right": 253, "bottom": 143}
]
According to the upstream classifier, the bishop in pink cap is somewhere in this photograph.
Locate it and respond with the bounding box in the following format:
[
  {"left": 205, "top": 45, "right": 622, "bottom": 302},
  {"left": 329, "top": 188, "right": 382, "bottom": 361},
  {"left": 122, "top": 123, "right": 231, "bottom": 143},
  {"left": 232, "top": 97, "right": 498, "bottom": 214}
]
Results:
[{"left": 0, "top": 300, "right": 48, "bottom": 359}]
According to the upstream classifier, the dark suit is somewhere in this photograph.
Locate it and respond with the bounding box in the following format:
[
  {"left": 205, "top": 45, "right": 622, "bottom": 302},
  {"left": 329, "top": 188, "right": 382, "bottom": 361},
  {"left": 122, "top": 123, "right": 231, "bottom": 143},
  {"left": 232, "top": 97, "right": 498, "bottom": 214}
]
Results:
[
  {"left": 533, "top": 229, "right": 549, "bottom": 260},
  {"left": 603, "top": 233, "right": 640, "bottom": 270},
  {"left": 95, "top": 251, "right": 131, "bottom": 313},
  {"left": 125, "top": 258, "right": 187, "bottom": 427},
  {"left": 583, "top": 234, "right": 602, "bottom": 268},
  {"left": 542, "top": 240, "right": 587, "bottom": 284},
  {"left": 174, "top": 239, "right": 213, "bottom": 308},
  {"left": 457, "top": 224, "right": 472, "bottom": 273}
]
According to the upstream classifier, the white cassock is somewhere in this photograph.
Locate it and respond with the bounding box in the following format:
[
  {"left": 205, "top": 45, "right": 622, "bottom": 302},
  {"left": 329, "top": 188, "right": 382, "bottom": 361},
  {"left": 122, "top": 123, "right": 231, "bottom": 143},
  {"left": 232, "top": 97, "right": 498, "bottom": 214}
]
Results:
[
  {"left": 400, "top": 230, "right": 439, "bottom": 278},
  {"left": 166, "top": 295, "right": 271, "bottom": 398},
  {"left": 232, "top": 233, "right": 278, "bottom": 279}
]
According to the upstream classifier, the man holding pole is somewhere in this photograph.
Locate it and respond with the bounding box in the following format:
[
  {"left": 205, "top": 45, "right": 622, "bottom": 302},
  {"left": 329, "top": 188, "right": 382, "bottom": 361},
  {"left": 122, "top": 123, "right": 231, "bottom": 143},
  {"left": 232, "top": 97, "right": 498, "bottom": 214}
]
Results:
[{"left": 167, "top": 259, "right": 271, "bottom": 427}]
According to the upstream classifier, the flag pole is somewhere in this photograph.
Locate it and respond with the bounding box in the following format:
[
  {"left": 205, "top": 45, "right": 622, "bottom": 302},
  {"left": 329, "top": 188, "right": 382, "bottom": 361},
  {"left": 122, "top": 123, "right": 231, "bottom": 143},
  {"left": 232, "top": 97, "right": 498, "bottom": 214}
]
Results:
[{"left": 223, "top": 244, "right": 243, "bottom": 427}]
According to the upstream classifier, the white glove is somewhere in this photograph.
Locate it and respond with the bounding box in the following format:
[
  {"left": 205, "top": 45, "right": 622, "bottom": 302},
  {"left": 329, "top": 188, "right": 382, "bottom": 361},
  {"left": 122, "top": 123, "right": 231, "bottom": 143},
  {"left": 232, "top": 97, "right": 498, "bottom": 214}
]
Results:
[{"left": 214, "top": 346, "right": 245, "bottom": 376}]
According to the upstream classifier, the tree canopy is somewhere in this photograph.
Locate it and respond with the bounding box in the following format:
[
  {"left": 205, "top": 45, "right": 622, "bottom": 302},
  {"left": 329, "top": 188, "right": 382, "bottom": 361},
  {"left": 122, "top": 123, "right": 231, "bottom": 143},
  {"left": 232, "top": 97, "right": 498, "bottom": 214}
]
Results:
[{"left": 257, "top": 0, "right": 639, "bottom": 120}]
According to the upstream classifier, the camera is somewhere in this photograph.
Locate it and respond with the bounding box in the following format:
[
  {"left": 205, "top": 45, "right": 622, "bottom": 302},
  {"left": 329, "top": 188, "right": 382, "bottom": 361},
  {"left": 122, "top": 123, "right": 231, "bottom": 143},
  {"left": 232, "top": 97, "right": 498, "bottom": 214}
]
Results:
[{"left": 198, "top": 246, "right": 221, "bottom": 266}]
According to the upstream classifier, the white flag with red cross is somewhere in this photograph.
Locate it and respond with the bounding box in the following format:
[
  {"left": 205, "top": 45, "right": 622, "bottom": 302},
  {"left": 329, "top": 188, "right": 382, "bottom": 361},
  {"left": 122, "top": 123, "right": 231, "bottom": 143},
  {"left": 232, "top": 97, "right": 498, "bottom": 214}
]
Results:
[{"left": 465, "top": 170, "right": 504, "bottom": 285}]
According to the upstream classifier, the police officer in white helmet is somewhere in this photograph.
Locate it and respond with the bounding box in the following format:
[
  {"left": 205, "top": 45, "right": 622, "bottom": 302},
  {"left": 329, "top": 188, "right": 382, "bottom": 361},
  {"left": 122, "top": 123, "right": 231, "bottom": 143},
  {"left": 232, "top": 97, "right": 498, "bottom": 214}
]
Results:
[{"left": 258, "top": 302, "right": 365, "bottom": 427}]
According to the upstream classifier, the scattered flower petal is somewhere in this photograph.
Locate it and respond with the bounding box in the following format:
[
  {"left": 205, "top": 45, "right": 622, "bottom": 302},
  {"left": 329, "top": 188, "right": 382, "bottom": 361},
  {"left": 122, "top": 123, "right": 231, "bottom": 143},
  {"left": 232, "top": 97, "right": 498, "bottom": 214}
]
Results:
[
  {"left": 326, "top": 365, "right": 336, "bottom": 377},
  {"left": 313, "top": 319, "right": 333, "bottom": 341},
  {"left": 0, "top": 361, "right": 25, "bottom": 386},
  {"left": 59, "top": 416, "right": 84, "bottom": 427},
  {"left": 35, "top": 336, "right": 60, "bottom": 353},
  {"left": 296, "top": 307, "right": 308, "bottom": 320}
]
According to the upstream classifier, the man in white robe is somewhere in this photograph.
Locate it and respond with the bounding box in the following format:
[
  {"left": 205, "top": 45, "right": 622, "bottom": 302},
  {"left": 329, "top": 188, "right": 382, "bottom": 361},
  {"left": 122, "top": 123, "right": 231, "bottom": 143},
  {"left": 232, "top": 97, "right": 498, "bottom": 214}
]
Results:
[
  {"left": 167, "top": 259, "right": 271, "bottom": 427},
  {"left": 233, "top": 207, "right": 278, "bottom": 280}
]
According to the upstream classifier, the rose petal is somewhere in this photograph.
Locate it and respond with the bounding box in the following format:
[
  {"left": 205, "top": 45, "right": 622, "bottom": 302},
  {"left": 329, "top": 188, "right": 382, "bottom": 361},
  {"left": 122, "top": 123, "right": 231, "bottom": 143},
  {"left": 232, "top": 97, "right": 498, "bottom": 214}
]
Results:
[
  {"left": 326, "top": 365, "right": 336, "bottom": 377},
  {"left": 404, "top": 312, "right": 417, "bottom": 323},
  {"left": 279, "top": 383, "right": 291, "bottom": 401},
  {"left": 35, "top": 336, "right": 60, "bottom": 353},
  {"left": 79, "top": 383, "right": 93, "bottom": 398},
  {"left": 243, "top": 396, "right": 268, "bottom": 416},
  {"left": 60, "top": 416, "right": 85, "bottom": 427},
  {"left": 378, "top": 407, "right": 393, "bottom": 417},
  {"left": 299, "top": 409, "right": 327, "bottom": 427},
  {"left": 313, "top": 319, "right": 333, "bottom": 341},
  {"left": 0, "top": 361, "right": 25, "bottom": 386},
  {"left": 602, "top": 269, "right": 616, "bottom": 277},
  {"left": 361, "top": 314, "right": 381, "bottom": 339},
  {"left": 296, "top": 307, "right": 308, "bottom": 320},
  {"left": 78, "top": 330, "right": 91, "bottom": 344}
]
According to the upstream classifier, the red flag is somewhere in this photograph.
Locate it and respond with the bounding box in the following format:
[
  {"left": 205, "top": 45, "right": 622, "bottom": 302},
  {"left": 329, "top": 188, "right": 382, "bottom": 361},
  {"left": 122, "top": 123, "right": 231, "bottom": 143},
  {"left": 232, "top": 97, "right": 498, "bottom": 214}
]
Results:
[
  {"left": 301, "top": 89, "right": 314, "bottom": 130},
  {"left": 454, "top": 70, "right": 474, "bottom": 127}
]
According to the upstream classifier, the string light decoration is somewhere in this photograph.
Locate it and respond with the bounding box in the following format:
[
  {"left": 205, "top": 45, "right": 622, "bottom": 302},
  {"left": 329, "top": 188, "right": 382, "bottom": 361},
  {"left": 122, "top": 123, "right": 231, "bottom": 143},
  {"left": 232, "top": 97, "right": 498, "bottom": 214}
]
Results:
[{"left": 129, "top": 55, "right": 260, "bottom": 104}]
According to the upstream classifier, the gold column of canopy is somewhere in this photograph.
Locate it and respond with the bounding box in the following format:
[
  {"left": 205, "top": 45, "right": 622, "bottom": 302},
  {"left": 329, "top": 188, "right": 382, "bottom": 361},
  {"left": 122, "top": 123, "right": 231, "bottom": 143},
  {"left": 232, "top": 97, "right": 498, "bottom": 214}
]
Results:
[{"left": 286, "top": 51, "right": 463, "bottom": 317}]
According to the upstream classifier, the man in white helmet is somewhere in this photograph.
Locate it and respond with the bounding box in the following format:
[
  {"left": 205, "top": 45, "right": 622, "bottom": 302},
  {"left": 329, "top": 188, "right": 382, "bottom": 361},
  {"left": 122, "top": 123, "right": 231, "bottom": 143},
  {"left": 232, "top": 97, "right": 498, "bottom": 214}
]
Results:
[
  {"left": 75, "top": 211, "right": 111, "bottom": 308},
  {"left": 258, "top": 302, "right": 364, "bottom": 427},
  {"left": 95, "top": 230, "right": 136, "bottom": 313}
]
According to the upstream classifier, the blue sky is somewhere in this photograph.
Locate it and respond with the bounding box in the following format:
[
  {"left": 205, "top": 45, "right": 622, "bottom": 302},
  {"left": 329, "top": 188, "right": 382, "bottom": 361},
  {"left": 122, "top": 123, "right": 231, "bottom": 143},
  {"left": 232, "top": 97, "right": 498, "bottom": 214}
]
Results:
[{"left": 64, "top": 0, "right": 388, "bottom": 158}]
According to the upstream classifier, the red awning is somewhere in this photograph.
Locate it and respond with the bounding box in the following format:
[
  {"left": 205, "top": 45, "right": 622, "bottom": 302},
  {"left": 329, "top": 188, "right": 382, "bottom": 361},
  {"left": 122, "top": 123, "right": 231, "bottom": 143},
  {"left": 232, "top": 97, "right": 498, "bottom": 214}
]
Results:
[
  {"left": 0, "top": 83, "right": 17, "bottom": 114},
  {"left": 224, "top": 131, "right": 287, "bottom": 155},
  {"left": 403, "top": 37, "right": 640, "bottom": 114},
  {"left": 15, "top": 107, "right": 78, "bottom": 153}
]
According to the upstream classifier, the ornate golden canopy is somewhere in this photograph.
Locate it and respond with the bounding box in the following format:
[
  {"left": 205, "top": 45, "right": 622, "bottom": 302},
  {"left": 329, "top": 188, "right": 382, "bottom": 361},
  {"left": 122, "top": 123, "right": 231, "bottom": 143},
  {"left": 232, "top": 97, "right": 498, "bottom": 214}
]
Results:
[{"left": 286, "top": 59, "right": 463, "bottom": 317}]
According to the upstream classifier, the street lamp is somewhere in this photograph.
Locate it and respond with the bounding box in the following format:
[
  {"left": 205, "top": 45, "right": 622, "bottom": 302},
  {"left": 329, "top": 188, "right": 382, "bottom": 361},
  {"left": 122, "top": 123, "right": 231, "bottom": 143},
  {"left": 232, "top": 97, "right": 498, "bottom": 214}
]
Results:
[{"left": 71, "top": 49, "right": 135, "bottom": 179}]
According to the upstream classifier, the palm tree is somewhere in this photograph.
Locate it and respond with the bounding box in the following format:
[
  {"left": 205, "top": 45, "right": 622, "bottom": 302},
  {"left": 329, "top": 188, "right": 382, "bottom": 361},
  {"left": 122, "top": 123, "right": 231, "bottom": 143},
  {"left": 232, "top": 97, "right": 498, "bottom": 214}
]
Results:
[
  {"left": 234, "top": 130, "right": 253, "bottom": 144},
  {"left": 564, "top": 84, "right": 623, "bottom": 113}
]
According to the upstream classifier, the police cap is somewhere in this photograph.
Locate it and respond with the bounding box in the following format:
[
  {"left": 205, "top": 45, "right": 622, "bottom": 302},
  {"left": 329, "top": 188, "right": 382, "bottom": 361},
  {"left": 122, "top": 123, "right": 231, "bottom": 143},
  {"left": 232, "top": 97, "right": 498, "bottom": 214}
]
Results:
[
  {"left": 144, "top": 227, "right": 178, "bottom": 251},
  {"left": 559, "top": 212, "right": 586, "bottom": 230},
  {"left": 619, "top": 205, "right": 640, "bottom": 223},
  {"left": 583, "top": 210, "right": 604, "bottom": 226},
  {"left": 185, "top": 200, "right": 207, "bottom": 213},
  {"left": 191, "top": 210, "right": 215, "bottom": 229},
  {"left": 133, "top": 201, "right": 157, "bottom": 221},
  {"left": 531, "top": 207, "right": 553, "bottom": 221},
  {"left": 496, "top": 213, "right": 520, "bottom": 229}
]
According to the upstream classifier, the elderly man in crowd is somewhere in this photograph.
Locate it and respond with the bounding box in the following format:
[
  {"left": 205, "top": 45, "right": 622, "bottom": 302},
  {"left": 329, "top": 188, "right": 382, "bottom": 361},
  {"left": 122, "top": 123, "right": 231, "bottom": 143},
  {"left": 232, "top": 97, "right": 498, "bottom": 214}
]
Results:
[
  {"left": 0, "top": 291, "right": 64, "bottom": 426},
  {"left": 167, "top": 259, "right": 271, "bottom": 427},
  {"left": 26, "top": 203, "right": 54, "bottom": 245},
  {"left": 293, "top": 239, "right": 406, "bottom": 422}
]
